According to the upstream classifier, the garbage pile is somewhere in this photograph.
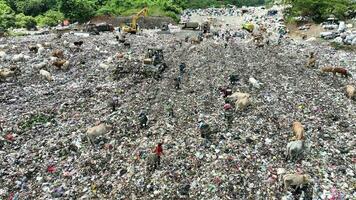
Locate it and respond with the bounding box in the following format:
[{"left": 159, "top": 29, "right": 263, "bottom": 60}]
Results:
[
  {"left": 0, "top": 13, "right": 355, "bottom": 200},
  {"left": 182, "top": 6, "right": 242, "bottom": 18},
  {"left": 319, "top": 17, "right": 356, "bottom": 45}
]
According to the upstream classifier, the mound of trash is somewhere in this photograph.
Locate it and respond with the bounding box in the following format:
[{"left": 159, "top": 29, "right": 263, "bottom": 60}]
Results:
[{"left": 0, "top": 6, "right": 355, "bottom": 200}]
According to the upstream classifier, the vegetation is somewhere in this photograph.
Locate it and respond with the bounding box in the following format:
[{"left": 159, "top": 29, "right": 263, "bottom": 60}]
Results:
[
  {"left": 331, "top": 42, "right": 356, "bottom": 51},
  {"left": 18, "top": 113, "right": 55, "bottom": 130},
  {"left": 35, "top": 10, "right": 64, "bottom": 27},
  {"left": 15, "top": 13, "right": 37, "bottom": 29},
  {"left": 0, "top": 0, "right": 354, "bottom": 30},
  {"left": 284, "top": 0, "right": 356, "bottom": 22}
]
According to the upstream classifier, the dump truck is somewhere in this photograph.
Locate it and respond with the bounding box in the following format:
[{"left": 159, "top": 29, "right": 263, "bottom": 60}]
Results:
[
  {"left": 143, "top": 48, "right": 167, "bottom": 79},
  {"left": 181, "top": 22, "right": 200, "bottom": 30}
]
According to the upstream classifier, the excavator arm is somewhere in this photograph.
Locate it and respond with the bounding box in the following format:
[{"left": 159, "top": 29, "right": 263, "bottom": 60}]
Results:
[{"left": 131, "top": 7, "right": 148, "bottom": 29}]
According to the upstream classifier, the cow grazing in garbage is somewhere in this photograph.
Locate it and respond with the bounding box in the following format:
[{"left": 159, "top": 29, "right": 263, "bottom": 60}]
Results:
[
  {"left": 86, "top": 123, "right": 112, "bottom": 145},
  {"left": 346, "top": 85, "right": 355, "bottom": 99},
  {"left": 321, "top": 67, "right": 352, "bottom": 78},
  {"left": 52, "top": 49, "right": 64, "bottom": 58},
  {"left": 306, "top": 52, "right": 316, "bottom": 68},
  {"left": 283, "top": 174, "right": 312, "bottom": 190},
  {"left": 286, "top": 140, "right": 304, "bottom": 160},
  {"left": 292, "top": 121, "right": 305, "bottom": 140}
]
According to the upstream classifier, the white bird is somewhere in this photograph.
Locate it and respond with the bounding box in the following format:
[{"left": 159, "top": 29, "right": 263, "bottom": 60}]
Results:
[
  {"left": 40, "top": 69, "right": 54, "bottom": 81},
  {"left": 249, "top": 77, "right": 261, "bottom": 89}
]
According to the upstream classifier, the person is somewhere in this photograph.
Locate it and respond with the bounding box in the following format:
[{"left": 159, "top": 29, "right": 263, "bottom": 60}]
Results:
[
  {"left": 185, "top": 36, "right": 189, "bottom": 43},
  {"left": 153, "top": 143, "right": 164, "bottom": 168},
  {"left": 198, "top": 118, "right": 211, "bottom": 139},
  {"left": 219, "top": 87, "right": 232, "bottom": 98},
  {"left": 165, "top": 102, "right": 174, "bottom": 117},
  {"left": 139, "top": 112, "right": 148, "bottom": 128},
  {"left": 0, "top": 118, "right": 4, "bottom": 132},
  {"left": 174, "top": 76, "right": 181, "bottom": 90},
  {"left": 179, "top": 63, "right": 186, "bottom": 76},
  {"left": 111, "top": 96, "right": 119, "bottom": 112},
  {"left": 229, "top": 74, "right": 239, "bottom": 85},
  {"left": 224, "top": 103, "right": 233, "bottom": 129}
]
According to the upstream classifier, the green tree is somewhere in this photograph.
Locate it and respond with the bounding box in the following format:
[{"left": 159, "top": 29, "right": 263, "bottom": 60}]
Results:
[
  {"left": 287, "top": 0, "right": 355, "bottom": 21},
  {"left": 15, "top": 13, "right": 37, "bottom": 29},
  {"left": 10, "top": 0, "right": 57, "bottom": 16},
  {"left": 59, "top": 0, "right": 96, "bottom": 22},
  {"left": 0, "top": 0, "right": 13, "bottom": 15},
  {"left": 0, "top": 0, "right": 15, "bottom": 29},
  {"left": 36, "top": 10, "right": 64, "bottom": 27}
]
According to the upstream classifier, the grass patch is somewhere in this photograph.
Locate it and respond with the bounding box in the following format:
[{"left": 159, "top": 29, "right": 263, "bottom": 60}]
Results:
[
  {"left": 330, "top": 42, "right": 356, "bottom": 51},
  {"left": 7, "top": 30, "right": 28, "bottom": 37},
  {"left": 116, "top": 6, "right": 179, "bottom": 22},
  {"left": 19, "top": 113, "right": 55, "bottom": 130}
]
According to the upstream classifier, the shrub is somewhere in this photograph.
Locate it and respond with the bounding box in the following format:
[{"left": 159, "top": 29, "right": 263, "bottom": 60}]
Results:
[
  {"left": 36, "top": 10, "right": 64, "bottom": 27},
  {"left": 15, "top": 13, "right": 37, "bottom": 29},
  {"left": 0, "top": 14, "right": 15, "bottom": 29}
]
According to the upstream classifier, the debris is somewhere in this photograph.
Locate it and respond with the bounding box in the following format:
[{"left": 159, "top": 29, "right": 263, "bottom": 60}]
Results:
[
  {"left": 39, "top": 69, "right": 54, "bottom": 81},
  {"left": 0, "top": 5, "right": 355, "bottom": 199}
]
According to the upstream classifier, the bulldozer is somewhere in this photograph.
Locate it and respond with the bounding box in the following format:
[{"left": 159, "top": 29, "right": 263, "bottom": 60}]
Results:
[
  {"left": 143, "top": 48, "right": 167, "bottom": 79},
  {"left": 122, "top": 7, "right": 148, "bottom": 34}
]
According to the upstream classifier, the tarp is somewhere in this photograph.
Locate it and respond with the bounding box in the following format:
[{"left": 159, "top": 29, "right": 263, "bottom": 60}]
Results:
[{"left": 242, "top": 23, "right": 254, "bottom": 32}]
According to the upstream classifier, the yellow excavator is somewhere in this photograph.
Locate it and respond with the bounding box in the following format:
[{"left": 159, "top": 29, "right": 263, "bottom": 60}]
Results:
[{"left": 122, "top": 7, "right": 148, "bottom": 34}]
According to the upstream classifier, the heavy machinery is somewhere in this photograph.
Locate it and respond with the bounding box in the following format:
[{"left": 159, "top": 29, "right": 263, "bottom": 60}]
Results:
[
  {"left": 181, "top": 22, "right": 200, "bottom": 30},
  {"left": 85, "top": 22, "right": 114, "bottom": 35},
  {"left": 161, "top": 23, "right": 169, "bottom": 31},
  {"left": 143, "top": 48, "right": 167, "bottom": 79},
  {"left": 122, "top": 7, "right": 148, "bottom": 34}
]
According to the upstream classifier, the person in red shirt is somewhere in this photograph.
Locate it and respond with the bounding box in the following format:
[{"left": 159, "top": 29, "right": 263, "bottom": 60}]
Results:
[{"left": 153, "top": 143, "right": 164, "bottom": 168}]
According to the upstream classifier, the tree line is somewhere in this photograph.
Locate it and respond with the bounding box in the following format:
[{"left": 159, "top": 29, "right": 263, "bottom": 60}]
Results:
[{"left": 1, "top": 0, "right": 355, "bottom": 30}]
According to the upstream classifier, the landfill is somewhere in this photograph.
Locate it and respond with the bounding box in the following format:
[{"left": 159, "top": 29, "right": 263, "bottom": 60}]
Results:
[{"left": 0, "top": 5, "right": 356, "bottom": 200}]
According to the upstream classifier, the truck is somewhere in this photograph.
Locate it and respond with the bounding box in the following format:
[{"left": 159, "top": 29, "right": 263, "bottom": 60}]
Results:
[
  {"left": 181, "top": 22, "right": 200, "bottom": 30},
  {"left": 85, "top": 22, "right": 114, "bottom": 34}
]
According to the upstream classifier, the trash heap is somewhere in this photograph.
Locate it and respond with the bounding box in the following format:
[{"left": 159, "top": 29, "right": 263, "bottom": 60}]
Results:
[
  {"left": 319, "top": 17, "right": 356, "bottom": 45},
  {"left": 0, "top": 10, "right": 355, "bottom": 200}
]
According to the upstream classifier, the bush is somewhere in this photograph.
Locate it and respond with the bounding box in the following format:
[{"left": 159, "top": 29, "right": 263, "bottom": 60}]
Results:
[
  {"left": 165, "top": 11, "right": 179, "bottom": 23},
  {"left": 96, "top": 6, "right": 117, "bottom": 16},
  {"left": 15, "top": 13, "right": 37, "bottom": 29},
  {"left": 36, "top": 10, "right": 64, "bottom": 27},
  {"left": 59, "top": 0, "right": 95, "bottom": 23},
  {"left": 14, "top": 0, "right": 56, "bottom": 17},
  {"left": 286, "top": 0, "right": 355, "bottom": 22},
  {"left": 0, "top": 14, "right": 15, "bottom": 29},
  {"left": 0, "top": 0, "right": 13, "bottom": 15}
]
